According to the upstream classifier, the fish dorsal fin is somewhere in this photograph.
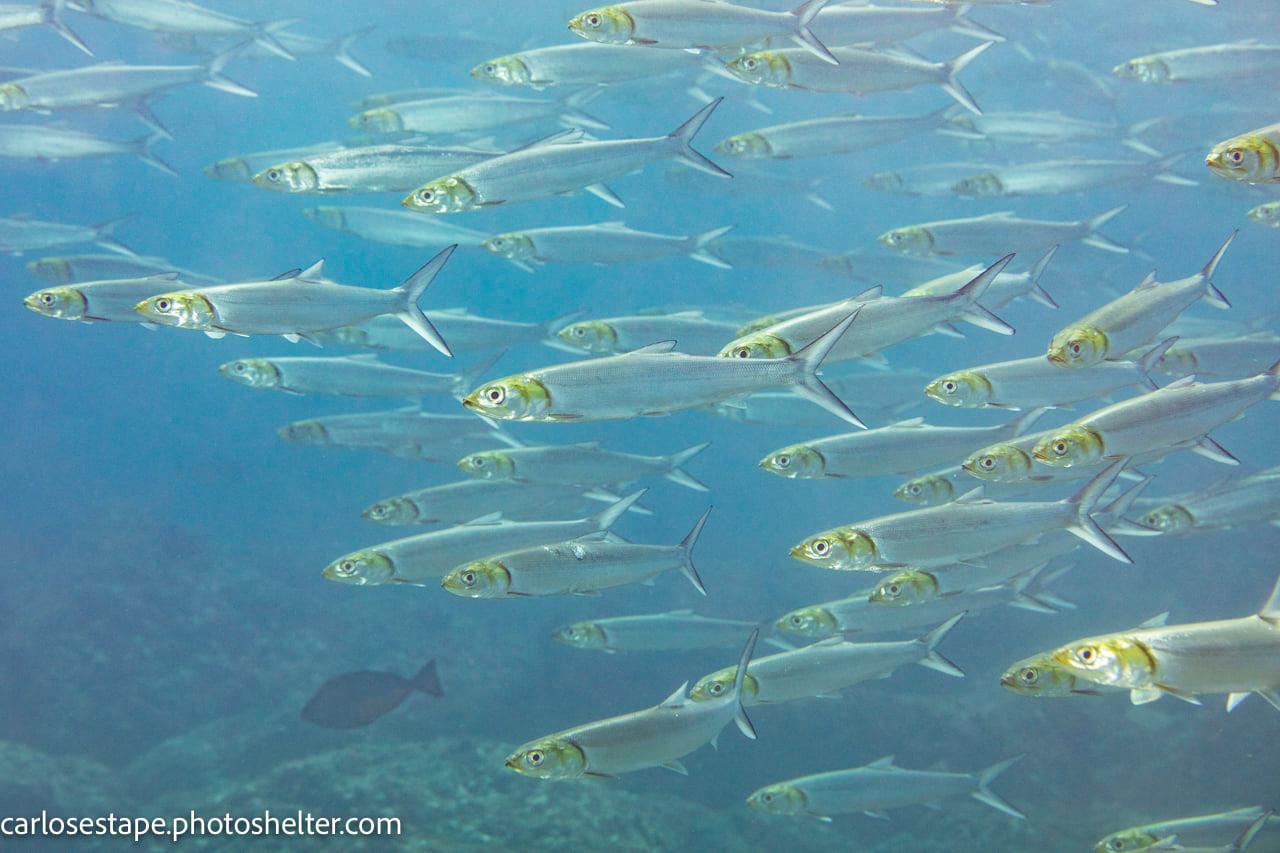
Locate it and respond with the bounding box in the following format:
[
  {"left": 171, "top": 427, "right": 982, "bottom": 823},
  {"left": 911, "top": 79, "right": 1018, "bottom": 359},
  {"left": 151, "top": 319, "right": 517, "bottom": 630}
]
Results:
[
  {"left": 889, "top": 417, "right": 926, "bottom": 429},
  {"left": 270, "top": 267, "right": 302, "bottom": 281},
  {"left": 344, "top": 353, "right": 381, "bottom": 362},
  {"left": 574, "top": 530, "right": 622, "bottom": 543},
  {"left": 626, "top": 341, "right": 678, "bottom": 355},
  {"left": 954, "top": 486, "right": 986, "bottom": 503},
  {"left": 297, "top": 259, "right": 325, "bottom": 280},
  {"left": 510, "top": 128, "right": 584, "bottom": 154},
  {"left": 660, "top": 681, "right": 690, "bottom": 708},
  {"left": 1134, "top": 270, "right": 1159, "bottom": 290},
  {"left": 866, "top": 755, "right": 897, "bottom": 769},
  {"left": 142, "top": 272, "right": 181, "bottom": 282},
  {"left": 565, "top": 441, "right": 601, "bottom": 450},
  {"left": 979, "top": 211, "right": 1016, "bottom": 220},
  {"left": 1261, "top": 574, "right": 1280, "bottom": 623},
  {"left": 1139, "top": 611, "right": 1170, "bottom": 628},
  {"left": 665, "top": 310, "right": 705, "bottom": 319},
  {"left": 596, "top": 220, "right": 629, "bottom": 230},
  {"left": 853, "top": 285, "right": 884, "bottom": 301},
  {"left": 1163, "top": 375, "right": 1198, "bottom": 390},
  {"left": 462, "top": 511, "right": 504, "bottom": 525}
]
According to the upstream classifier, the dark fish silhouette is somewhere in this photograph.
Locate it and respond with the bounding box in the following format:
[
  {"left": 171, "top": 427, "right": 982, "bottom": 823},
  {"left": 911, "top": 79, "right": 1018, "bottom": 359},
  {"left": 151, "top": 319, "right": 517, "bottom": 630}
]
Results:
[{"left": 301, "top": 659, "right": 443, "bottom": 729}]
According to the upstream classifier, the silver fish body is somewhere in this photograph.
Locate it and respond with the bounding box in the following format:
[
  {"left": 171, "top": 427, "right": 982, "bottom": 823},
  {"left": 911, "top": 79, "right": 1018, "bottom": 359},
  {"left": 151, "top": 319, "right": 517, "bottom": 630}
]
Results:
[
  {"left": 350, "top": 93, "right": 601, "bottom": 135},
  {"left": 556, "top": 611, "right": 759, "bottom": 652},
  {"left": 459, "top": 441, "right": 709, "bottom": 490},
  {"left": 951, "top": 156, "right": 1193, "bottom": 197},
  {"left": 218, "top": 355, "right": 472, "bottom": 397},
  {"left": 253, "top": 144, "right": 499, "bottom": 194},
  {"left": 205, "top": 142, "right": 348, "bottom": 183},
  {"left": 807, "top": 3, "right": 1001, "bottom": 45},
  {"left": 0, "top": 61, "right": 246, "bottom": 111},
  {"left": 362, "top": 480, "right": 633, "bottom": 527},
  {"left": 0, "top": 124, "right": 172, "bottom": 173},
  {"left": 903, "top": 245, "right": 1058, "bottom": 312},
  {"left": 880, "top": 208, "right": 1127, "bottom": 256},
  {"left": 0, "top": 214, "right": 132, "bottom": 254},
  {"left": 303, "top": 206, "right": 489, "bottom": 248},
  {"left": 24, "top": 273, "right": 180, "bottom": 323},
  {"left": 25, "top": 253, "right": 218, "bottom": 284},
  {"left": 1157, "top": 333, "right": 1280, "bottom": 379},
  {"left": 1138, "top": 470, "right": 1280, "bottom": 534},
  {"left": 484, "top": 222, "right": 732, "bottom": 270},
  {"left": 712, "top": 370, "right": 925, "bottom": 426},
  {"left": 1095, "top": 808, "right": 1279, "bottom": 853},
  {"left": 1115, "top": 42, "right": 1280, "bottom": 83},
  {"left": 557, "top": 311, "right": 739, "bottom": 356},
  {"left": 864, "top": 161, "right": 995, "bottom": 196},
  {"left": 715, "top": 107, "right": 951, "bottom": 160},
  {"left": 316, "top": 308, "right": 555, "bottom": 354},
  {"left": 473, "top": 42, "right": 703, "bottom": 88},
  {"left": 926, "top": 349, "right": 1162, "bottom": 410}
]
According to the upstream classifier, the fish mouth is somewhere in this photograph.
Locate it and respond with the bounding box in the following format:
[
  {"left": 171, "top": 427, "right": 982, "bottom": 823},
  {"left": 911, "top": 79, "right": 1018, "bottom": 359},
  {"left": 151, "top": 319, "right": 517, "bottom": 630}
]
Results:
[
  {"left": 1046, "top": 352, "right": 1066, "bottom": 365},
  {"left": 504, "top": 757, "right": 519, "bottom": 770}
]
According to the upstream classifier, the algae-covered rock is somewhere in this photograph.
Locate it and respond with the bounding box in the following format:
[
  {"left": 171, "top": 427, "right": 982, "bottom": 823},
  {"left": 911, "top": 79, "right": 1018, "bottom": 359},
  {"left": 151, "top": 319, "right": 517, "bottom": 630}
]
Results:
[{"left": 0, "top": 739, "right": 132, "bottom": 816}]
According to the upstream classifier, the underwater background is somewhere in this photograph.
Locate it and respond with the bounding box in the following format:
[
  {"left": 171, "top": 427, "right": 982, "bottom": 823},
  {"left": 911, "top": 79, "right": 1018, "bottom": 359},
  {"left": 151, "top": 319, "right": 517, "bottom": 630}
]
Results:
[{"left": 3, "top": 0, "right": 1280, "bottom": 849}]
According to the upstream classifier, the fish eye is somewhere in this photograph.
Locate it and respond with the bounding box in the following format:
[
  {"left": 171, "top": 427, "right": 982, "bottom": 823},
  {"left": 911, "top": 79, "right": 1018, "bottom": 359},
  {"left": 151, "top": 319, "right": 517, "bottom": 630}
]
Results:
[
  {"left": 1076, "top": 646, "right": 1096, "bottom": 663},
  {"left": 564, "top": 627, "right": 576, "bottom": 636},
  {"left": 340, "top": 560, "right": 355, "bottom": 572},
  {"left": 812, "top": 539, "right": 830, "bottom": 555},
  {"left": 39, "top": 293, "right": 54, "bottom": 304},
  {"left": 762, "top": 793, "right": 773, "bottom": 803},
  {"left": 462, "top": 571, "right": 476, "bottom": 585},
  {"left": 908, "top": 484, "right": 921, "bottom": 495},
  {"left": 585, "top": 13, "right": 600, "bottom": 26},
  {"left": 708, "top": 682, "right": 724, "bottom": 696},
  {"left": 744, "top": 58, "right": 757, "bottom": 70},
  {"left": 776, "top": 454, "right": 790, "bottom": 468},
  {"left": 234, "top": 362, "right": 246, "bottom": 373},
  {"left": 1109, "top": 841, "right": 1125, "bottom": 851},
  {"left": 417, "top": 189, "right": 435, "bottom": 204},
  {"left": 1053, "top": 441, "right": 1068, "bottom": 455},
  {"left": 267, "top": 169, "right": 279, "bottom": 180},
  {"left": 484, "top": 64, "right": 495, "bottom": 73},
  {"left": 886, "top": 583, "right": 900, "bottom": 596},
  {"left": 472, "top": 457, "right": 485, "bottom": 467},
  {"left": 942, "top": 380, "right": 956, "bottom": 393},
  {"left": 980, "top": 456, "right": 995, "bottom": 470},
  {"left": 572, "top": 327, "right": 586, "bottom": 337},
  {"left": 790, "top": 615, "right": 803, "bottom": 625},
  {"left": 1019, "top": 667, "right": 1038, "bottom": 685},
  {"left": 485, "top": 386, "right": 506, "bottom": 404},
  {"left": 1230, "top": 150, "right": 1243, "bottom": 164},
  {"left": 733, "top": 347, "right": 750, "bottom": 358},
  {"left": 527, "top": 750, "right": 544, "bottom": 766},
  {"left": 1069, "top": 341, "right": 1082, "bottom": 355},
  {"left": 156, "top": 298, "right": 171, "bottom": 312}
]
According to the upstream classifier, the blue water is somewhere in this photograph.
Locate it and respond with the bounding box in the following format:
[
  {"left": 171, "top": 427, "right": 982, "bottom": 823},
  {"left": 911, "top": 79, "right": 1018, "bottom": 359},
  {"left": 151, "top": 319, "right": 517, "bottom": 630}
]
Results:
[{"left": 3, "top": 0, "right": 1280, "bottom": 849}]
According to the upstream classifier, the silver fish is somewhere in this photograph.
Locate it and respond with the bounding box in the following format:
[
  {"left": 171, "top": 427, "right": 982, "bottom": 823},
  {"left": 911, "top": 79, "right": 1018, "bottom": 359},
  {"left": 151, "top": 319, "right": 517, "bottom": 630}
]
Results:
[
  {"left": 712, "top": 369, "right": 926, "bottom": 426},
  {"left": 0, "top": 214, "right": 133, "bottom": 255},
  {"left": 302, "top": 206, "right": 489, "bottom": 249},
  {"left": 1158, "top": 333, "right": 1280, "bottom": 379},
  {"left": 25, "top": 253, "right": 218, "bottom": 284},
  {"left": 135, "top": 250, "right": 455, "bottom": 355},
  {"left": 361, "top": 480, "right": 646, "bottom": 527},
  {"left": 568, "top": 0, "right": 839, "bottom": 64},
  {"left": 759, "top": 410, "right": 1044, "bottom": 480},
  {"left": 1114, "top": 42, "right": 1280, "bottom": 84},
  {"left": 864, "top": 161, "right": 997, "bottom": 196},
  {"left": 277, "top": 410, "right": 511, "bottom": 462},
  {"left": 217, "top": 352, "right": 500, "bottom": 398},
  {"left": 482, "top": 222, "right": 733, "bottom": 271},
  {"left": 555, "top": 310, "right": 739, "bottom": 357},
  {"left": 457, "top": 440, "right": 710, "bottom": 491},
  {"left": 689, "top": 614, "right": 964, "bottom": 705},
  {"left": 951, "top": 155, "right": 1196, "bottom": 197},
  {"left": 1047, "top": 573, "right": 1280, "bottom": 710},
  {"left": 402, "top": 100, "right": 729, "bottom": 214},
  {"left": 349, "top": 90, "right": 606, "bottom": 136},
  {"left": 505, "top": 630, "right": 758, "bottom": 780},
  {"left": 0, "top": 0, "right": 91, "bottom": 55},
  {"left": 443, "top": 508, "right": 709, "bottom": 598},
  {"left": 806, "top": 2, "right": 1002, "bottom": 45},
  {"left": 1095, "top": 808, "right": 1279, "bottom": 853},
  {"left": 880, "top": 207, "right": 1128, "bottom": 256},
  {"left": 73, "top": 0, "right": 298, "bottom": 59},
  {"left": 322, "top": 490, "right": 645, "bottom": 585},
  {"left": 554, "top": 610, "right": 760, "bottom": 653},
  {"left": 1136, "top": 467, "right": 1280, "bottom": 535},
  {"left": 720, "top": 256, "right": 1015, "bottom": 365},
  {"left": 1031, "top": 367, "right": 1280, "bottom": 469},
  {"left": 24, "top": 273, "right": 180, "bottom": 324},
  {"left": 462, "top": 311, "right": 864, "bottom": 427},
  {"left": 472, "top": 42, "right": 705, "bottom": 88},
  {"left": 924, "top": 340, "right": 1171, "bottom": 410},
  {"left": 0, "top": 124, "right": 174, "bottom": 174},
  {"left": 790, "top": 461, "right": 1134, "bottom": 570},
  {"left": 943, "top": 110, "right": 1161, "bottom": 156},
  {"left": 315, "top": 308, "right": 571, "bottom": 355},
  {"left": 724, "top": 42, "right": 994, "bottom": 115},
  {"left": 746, "top": 754, "right": 1024, "bottom": 821},
  {"left": 715, "top": 106, "right": 954, "bottom": 160},
  {"left": 204, "top": 141, "right": 349, "bottom": 183},
  {"left": 251, "top": 143, "right": 501, "bottom": 194}
]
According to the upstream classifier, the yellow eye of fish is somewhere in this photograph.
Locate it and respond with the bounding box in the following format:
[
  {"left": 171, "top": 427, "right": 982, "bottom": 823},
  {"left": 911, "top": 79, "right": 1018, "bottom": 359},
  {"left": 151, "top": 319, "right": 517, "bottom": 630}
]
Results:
[
  {"left": 812, "top": 539, "right": 830, "bottom": 555},
  {"left": 156, "top": 298, "right": 171, "bottom": 312},
  {"left": 527, "top": 750, "right": 544, "bottom": 766},
  {"left": 1019, "top": 668, "right": 1038, "bottom": 685},
  {"left": 1076, "top": 646, "right": 1096, "bottom": 663},
  {"left": 485, "top": 386, "right": 505, "bottom": 403},
  {"left": 732, "top": 347, "right": 750, "bottom": 358},
  {"left": 40, "top": 293, "right": 54, "bottom": 304},
  {"left": 1230, "top": 149, "right": 1243, "bottom": 163},
  {"left": 461, "top": 571, "right": 476, "bottom": 585},
  {"left": 1070, "top": 342, "right": 1082, "bottom": 355}
]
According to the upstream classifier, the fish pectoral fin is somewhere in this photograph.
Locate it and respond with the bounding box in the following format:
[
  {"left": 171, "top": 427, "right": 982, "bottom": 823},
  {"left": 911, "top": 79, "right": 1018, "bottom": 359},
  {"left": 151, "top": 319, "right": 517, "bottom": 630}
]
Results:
[
  {"left": 584, "top": 183, "right": 625, "bottom": 208},
  {"left": 863, "top": 811, "right": 890, "bottom": 821},
  {"left": 1226, "top": 692, "right": 1251, "bottom": 712},
  {"left": 1129, "top": 687, "right": 1163, "bottom": 705},
  {"left": 1155, "top": 683, "right": 1202, "bottom": 705},
  {"left": 1191, "top": 434, "right": 1240, "bottom": 465},
  {"left": 282, "top": 333, "right": 302, "bottom": 343},
  {"left": 659, "top": 759, "right": 689, "bottom": 776},
  {"left": 546, "top": 413, "right": 582, "bottom": 421},
  {"left": 583, "top": 771, "right": 616, "bottom": 779},
  {"left": 571, "top": 590, "right": 602, "bottom": 597},
  {"left": 640, "top": 410, "right": 672, "bottom": 417},
  {"left": 204, "top": 330, "right": 227, "bottom": 339}
]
